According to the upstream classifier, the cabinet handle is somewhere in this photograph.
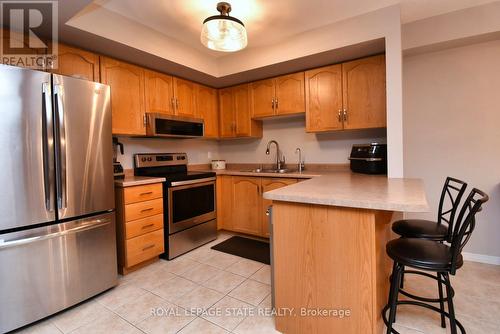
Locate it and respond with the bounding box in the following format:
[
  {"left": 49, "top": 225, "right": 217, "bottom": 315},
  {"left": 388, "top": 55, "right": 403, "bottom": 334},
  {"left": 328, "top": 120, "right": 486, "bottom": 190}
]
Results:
[
  {"left": 143, "top": 114, "right": 147, "bottom": 126},
  {"left": 343, "top": 109, "right": 348, "bottom": 122},
  {"left": 139, "top": 191, "right": 153, "bottom": 196},
  {"left": 271, "top": 98, "right": 275, "bottom": 109},
  {"left": 275, "top": 98, "right": 278, "bottom": 109},
  {"left": 338, "top": 109, "right": 342, "bottom": 122},
  {"left": 176, "top": 98, "right": 179, "bottom": 109},
  {"left": 140, "top": 208, "right": 154, "bottom": 213},
  {"left": 141, "top": 223, "right": 155, "bottom": 229},
  {"left": 142, "top": 244, "right": 155, "bottom": 251}
]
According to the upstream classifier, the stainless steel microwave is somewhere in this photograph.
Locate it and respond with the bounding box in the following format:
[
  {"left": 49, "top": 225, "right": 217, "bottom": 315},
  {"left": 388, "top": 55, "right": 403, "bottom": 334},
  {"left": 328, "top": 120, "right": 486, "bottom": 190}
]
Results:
[{"left": 145, "top": 113, "right": 204, "bottom": 138}]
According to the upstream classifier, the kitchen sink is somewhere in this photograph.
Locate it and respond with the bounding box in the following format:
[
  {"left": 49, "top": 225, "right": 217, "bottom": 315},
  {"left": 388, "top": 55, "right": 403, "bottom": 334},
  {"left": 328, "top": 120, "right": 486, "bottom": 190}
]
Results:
[{"left": 239, "top": 168, "right": 295, "bottom": 174}]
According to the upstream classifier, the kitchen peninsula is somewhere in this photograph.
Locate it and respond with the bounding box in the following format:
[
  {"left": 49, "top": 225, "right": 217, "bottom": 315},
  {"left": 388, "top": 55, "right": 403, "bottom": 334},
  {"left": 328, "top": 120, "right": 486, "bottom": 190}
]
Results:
[{"left": 263, "top": 173, "right": 428, "bottom": 334}]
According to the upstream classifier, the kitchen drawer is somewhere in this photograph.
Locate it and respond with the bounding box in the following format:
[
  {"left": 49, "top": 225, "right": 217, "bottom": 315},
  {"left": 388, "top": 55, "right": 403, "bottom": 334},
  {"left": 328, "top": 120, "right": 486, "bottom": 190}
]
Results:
[
  {"left": 126, "top": 229, "right": 164, "bottom": 267},
  {"left": 126, "top": 214, "right": 163, "bottom": 239},
  {"left": 125, "top": 198, "right": 163, "bottom": 222},
  {"left": 124, "top": 183, "right": 163, "bottom": 204}
]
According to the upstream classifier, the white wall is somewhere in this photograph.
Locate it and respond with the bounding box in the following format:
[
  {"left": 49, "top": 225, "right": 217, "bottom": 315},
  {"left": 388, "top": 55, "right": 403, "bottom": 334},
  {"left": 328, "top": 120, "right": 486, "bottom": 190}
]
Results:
[
  {"left": 403, "top": 39, "right": 500, "bottom": 260},
  {"left": 218, "top": 117, "right": 386, "bottom": 165},
  {"left": 116, "top": 137, "right": 219, "bottom": 170}
]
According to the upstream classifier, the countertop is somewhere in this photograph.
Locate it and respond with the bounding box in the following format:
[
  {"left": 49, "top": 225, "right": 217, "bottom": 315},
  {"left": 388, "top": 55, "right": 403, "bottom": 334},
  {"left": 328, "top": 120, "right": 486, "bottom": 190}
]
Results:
[
  {"left": 262, "top": 171, "right": 429, "bottom": 213},
  {"left": 210, "top": 169, "right": 321, "bottom": 178},
  {"left": 114, "top": 175, "right": 166, "bottom": 187}
]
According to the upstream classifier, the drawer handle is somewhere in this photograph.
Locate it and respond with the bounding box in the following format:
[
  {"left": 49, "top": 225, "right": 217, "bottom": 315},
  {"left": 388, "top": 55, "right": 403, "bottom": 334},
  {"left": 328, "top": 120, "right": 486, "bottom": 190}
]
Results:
[
  {"left": 139, "top": 191, "right": 153, "bottom": 196},
  {"left": 142, "top": 244, "right": 155, "bottom": 251},
  {"left": 141, "top": 223, "right": 155, "bottom": 229},
  {"left": 140, "top": 208, "right": 154, "bottom": 213}
]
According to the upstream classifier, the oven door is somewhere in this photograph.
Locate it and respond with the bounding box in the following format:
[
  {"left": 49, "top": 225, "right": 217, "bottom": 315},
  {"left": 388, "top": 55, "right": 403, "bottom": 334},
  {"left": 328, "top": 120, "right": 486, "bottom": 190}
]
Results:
[{"left": 168, "top": 178, "right": 216, "bottom": 234}]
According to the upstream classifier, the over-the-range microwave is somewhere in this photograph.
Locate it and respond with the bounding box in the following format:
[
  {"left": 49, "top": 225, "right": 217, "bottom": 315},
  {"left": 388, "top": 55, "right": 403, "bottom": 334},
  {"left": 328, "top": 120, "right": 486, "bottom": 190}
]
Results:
[{"left": 145, "top": 113, "right": 204, "bottom": 138}]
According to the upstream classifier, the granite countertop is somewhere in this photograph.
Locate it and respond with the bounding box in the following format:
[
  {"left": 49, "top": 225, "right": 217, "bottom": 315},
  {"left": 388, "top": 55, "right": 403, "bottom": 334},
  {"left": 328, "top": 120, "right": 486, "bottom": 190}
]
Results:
[
  {"left": 262, "top": 171, "right": 429, "bottom": 213},
  {"left": 114, "top": 175, "right": 166, "bottom": 187}
]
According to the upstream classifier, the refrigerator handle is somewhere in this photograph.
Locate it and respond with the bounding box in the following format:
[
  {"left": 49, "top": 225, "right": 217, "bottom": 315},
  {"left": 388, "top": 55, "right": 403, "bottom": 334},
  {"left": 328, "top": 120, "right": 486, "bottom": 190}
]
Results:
[
  {"left": 41, "top": 83, "right": 55, "bottom": 212},
  {"left": 54, "top": 84, "right": 67, "bottom": 210}
]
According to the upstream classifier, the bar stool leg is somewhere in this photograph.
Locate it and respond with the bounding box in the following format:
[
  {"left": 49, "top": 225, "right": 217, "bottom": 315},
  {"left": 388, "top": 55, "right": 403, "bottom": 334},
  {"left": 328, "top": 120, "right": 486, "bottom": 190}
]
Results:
[
  {"left": 444, "top": 273, "right": 458, "bottom": 334},
  {"left": 437, "top": 272, "right": 446, "bottom": 328},
  {"left": 400, "top": 267, "right": 405, "bottom": 289},
  {"left": 386, "top": 263, "right": 403, "bottom": 334}
]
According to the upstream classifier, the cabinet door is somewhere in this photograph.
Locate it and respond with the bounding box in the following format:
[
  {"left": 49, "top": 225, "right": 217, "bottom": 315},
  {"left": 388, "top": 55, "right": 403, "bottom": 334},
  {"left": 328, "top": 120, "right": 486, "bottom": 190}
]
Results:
[
  {"left": 232, "top": 177, "right": 262, "bottom": 236},
  {"left": 275, "top": 72, "right": 305, "bottom": 116},
  {"left": 218, "top": 87, "right": 235, "bottom": 138},
  {"left": 50, "top": 44, "right": 100, "bottom": 81},
  {"left": 342, "top": 54, "right": 386, "bottom": 130},
  {"left": 305, "top": 64, "right": 343, "bottom": 132},
  {"left": 100, "top": 57, "right": 145, "bottom": 135},
  {"left": 234, "top": 84, "right": 252, "bottom": 136},
  {"left": 250, "top": 78, "right": 275, "bottom": 118},
  {"left": 196, "top": 84, "right": 219, "bottom": 138},
  {"left": 261, "top": 178, "right": 296, "bottom": 237},
  {"left": 144, "top": 70, "right": 174, "bottom": 115},
  {"left": 216, "top": 176, "right": 233, "bottom": 230},
  {"left": 174, "top": 77, "right": 196, "bottom": 117}
]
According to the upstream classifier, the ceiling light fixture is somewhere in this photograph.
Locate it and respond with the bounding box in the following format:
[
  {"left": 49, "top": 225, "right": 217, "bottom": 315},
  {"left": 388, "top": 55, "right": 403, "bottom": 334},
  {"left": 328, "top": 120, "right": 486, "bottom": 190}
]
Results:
[{"left": 200, "top": 2, "right": 248, "bottom": 52}]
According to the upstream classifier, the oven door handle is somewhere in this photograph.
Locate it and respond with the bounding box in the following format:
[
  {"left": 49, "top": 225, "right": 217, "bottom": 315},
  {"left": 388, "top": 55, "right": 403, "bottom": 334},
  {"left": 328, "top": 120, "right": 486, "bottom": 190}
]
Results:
[{"left": 170, "top": 177, "right": 216, "bottom": 187}]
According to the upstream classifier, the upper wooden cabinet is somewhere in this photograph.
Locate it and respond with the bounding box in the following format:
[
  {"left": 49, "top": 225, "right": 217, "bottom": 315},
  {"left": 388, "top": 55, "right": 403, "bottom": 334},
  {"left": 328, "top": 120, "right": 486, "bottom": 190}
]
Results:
[
  {"left": 195, "top": 84, "right": 219, "bottom": 138},
  {"left": 100, "top": 57, "right": 146, "bottom": 136},
  {"left": 251, "top": 72, "right": 305, "bottom": 118},
  {"left": 144, "top": 70, "right": 174, "bottom": 115},
  {"left": 305, "top": 64, "right": 344, "bottom": 132},
  {"left": 218, "top": 84, "right": 262, "bottom": 139},
  {"left": 342, "top": 55, "right": 386, "bottom": 130},
  {"left": 306, "top": 54, "right": 386, "bottom": 132},
  {"left": 174, "top": 78, "right": 197, "bottom": 118},
  {"left": 50, "top": 44, "right": 100, "bottom": 81}
]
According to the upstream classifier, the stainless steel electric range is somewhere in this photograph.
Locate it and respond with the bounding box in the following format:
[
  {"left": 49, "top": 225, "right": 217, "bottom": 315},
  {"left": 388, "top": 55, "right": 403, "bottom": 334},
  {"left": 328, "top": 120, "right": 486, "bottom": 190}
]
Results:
[{"left": 134, "top": 153, "right": 216, "bottom": 259}]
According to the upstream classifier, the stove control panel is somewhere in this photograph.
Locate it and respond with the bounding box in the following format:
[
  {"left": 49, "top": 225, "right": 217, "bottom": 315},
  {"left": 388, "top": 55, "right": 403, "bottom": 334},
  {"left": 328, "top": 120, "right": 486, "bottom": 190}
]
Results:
[{"left": 135, "top": 153, "right": 188, "bottom": 168}]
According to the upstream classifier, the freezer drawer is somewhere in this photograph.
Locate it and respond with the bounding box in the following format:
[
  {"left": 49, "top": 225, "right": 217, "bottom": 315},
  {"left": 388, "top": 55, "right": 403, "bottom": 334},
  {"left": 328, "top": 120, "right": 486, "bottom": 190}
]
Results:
[{"left": 0, "top": 212, "right": 118, "bottom": 333}]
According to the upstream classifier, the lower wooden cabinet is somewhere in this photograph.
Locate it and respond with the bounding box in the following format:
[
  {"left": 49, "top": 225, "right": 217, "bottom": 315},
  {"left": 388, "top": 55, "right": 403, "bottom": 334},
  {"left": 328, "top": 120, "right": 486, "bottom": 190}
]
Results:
[
  {"left": 216, "top": 176, "right": 297, "bottom": 238},
  {"left": 115, "top": 183, "right": 165, "bottom": 274}
]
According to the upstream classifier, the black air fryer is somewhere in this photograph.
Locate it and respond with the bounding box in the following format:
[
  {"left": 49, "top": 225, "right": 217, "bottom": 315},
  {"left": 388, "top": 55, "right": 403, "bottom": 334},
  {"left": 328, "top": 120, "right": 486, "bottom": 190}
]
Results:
[{"left": 349, "top": 143, "right": 387, "bottom": 174}]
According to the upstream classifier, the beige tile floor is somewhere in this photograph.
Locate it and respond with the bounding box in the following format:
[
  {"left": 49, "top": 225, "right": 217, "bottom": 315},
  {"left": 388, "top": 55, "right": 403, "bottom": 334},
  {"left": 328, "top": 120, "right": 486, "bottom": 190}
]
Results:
[{"left": 14, "top": 232, "right": 500, "bottom": 334}]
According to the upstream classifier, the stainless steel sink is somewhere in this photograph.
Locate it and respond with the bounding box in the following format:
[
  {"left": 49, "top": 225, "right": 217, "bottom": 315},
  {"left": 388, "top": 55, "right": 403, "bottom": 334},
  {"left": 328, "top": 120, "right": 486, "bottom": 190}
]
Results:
[{"left": 239, "top": 168, "right": 295, "bottom": 174}]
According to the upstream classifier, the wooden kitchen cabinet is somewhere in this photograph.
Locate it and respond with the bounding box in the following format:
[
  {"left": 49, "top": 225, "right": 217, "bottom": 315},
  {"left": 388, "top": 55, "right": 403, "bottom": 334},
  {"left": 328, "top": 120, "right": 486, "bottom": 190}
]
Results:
[
  {"left": 305, "top": 64, "right": 344, "bottom": 132},
  {"left": 306, "top": 54, "right": 386, "bottom": 132},
  {"left": 216, "top": 176, "right": 297, "bottom": 237},
  {"left": 218, "top": 84, "right": 262, "bottom": 138},
  {"left": 174, "top": 77, "right": 197, "bottom": 117},
  {"left": 144, "top": 69, "right": 175, "bottom": 115},
  {"left": 251, "top": 72, "right": 305, "bottom": 118},
  {"left": 231, "top": 177, "right": 262, "bottom": 236},
  {"left": 196, "top": 84, "right": 219, "bottom": 138},
  {"left": 342, "top": 54, "right": 386, "bottom": 130},
  {"left": 100, "top": 56, "right": 146, "bottom": 135},
  {"left": 115, "top": 183, "right": 165, "bottom": 274},
  {"left": 50, "top": 44, "right": 100, "bottom": 81},
  {"left": 261, "top": 178, "right": 297, "bottom": 237}
]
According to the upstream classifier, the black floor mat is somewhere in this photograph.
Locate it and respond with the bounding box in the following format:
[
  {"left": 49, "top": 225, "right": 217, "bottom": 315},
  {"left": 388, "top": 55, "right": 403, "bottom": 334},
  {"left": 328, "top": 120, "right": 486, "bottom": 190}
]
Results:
[{"left": 211, "top": 236, "right": 270, "bottom": 265}]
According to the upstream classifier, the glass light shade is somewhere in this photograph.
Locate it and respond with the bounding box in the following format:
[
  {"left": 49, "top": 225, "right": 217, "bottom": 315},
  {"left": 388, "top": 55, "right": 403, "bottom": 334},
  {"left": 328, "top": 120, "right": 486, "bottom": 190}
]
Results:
[{"left": 200, "top": 17, "right": 248, "bottom": 52}]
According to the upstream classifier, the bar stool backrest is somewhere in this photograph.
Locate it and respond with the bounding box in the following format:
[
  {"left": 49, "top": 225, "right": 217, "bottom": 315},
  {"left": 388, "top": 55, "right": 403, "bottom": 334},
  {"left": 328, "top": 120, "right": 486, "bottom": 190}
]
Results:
[
  {"left": 438, "top": 177, "right": 468, "bottom": 242},
  {"left": 449, "top": 188, "right": 489, "bottom": 274}
]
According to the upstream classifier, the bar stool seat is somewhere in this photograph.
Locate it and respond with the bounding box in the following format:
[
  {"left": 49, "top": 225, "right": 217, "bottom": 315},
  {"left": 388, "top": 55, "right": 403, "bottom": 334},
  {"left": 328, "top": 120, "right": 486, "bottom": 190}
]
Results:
[
  {"left": 386, "top": 238, "right": 463, "bottom": 271},
  {"left": 392, "top": 219, "right": 449, "bottom": 241}
]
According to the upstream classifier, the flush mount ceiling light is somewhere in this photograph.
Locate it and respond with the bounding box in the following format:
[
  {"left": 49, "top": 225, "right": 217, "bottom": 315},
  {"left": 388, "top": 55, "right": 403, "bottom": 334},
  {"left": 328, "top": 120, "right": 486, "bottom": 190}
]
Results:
[{"left": 200, "top": 2, "right": 248, "bottom": 52}]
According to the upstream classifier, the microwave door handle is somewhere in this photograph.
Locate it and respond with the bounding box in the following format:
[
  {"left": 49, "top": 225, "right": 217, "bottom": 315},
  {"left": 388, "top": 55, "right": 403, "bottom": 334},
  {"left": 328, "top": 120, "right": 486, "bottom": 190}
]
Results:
[
  {"left": 54, "top": 84, "right": 67, "bottom": 210},
  {"left": 41, "top": 83, "right": 55, "bottom": 212}
]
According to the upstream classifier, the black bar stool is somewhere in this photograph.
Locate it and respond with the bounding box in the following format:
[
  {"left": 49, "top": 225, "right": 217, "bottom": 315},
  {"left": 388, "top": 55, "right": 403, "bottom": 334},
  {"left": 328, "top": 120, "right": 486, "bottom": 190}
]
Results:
[
  {"left": 391, "top": 176, "right": 467, "bottom": 326},
  {"left": 393, "top": 177, "right": 467, "bottom": 242},
  {"left": 383, "top": 188, "right": 489, "bottom": 334}
]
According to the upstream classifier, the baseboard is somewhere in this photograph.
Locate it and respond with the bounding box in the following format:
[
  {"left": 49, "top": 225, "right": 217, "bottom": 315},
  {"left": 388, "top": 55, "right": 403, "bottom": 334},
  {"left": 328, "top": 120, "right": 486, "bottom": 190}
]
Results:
[{"left": 462, "top": 252, "right": 500, "bottom": 265}]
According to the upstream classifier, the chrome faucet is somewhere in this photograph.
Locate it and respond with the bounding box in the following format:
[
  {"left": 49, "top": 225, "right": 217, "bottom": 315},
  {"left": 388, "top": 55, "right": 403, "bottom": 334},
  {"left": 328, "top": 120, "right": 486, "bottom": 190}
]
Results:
[
  {"left": 266, "top": 140, "right": 285, "bottom": 170},
  {"left": 295, "top": 148, "right": 305, "bottom": 172}
]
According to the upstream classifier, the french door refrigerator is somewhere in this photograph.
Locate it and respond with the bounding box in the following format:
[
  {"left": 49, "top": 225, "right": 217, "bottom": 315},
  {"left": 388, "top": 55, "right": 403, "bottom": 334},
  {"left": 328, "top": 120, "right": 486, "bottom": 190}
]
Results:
[{"left": 0, "top": 64, "right": 117, "bottom": 333}]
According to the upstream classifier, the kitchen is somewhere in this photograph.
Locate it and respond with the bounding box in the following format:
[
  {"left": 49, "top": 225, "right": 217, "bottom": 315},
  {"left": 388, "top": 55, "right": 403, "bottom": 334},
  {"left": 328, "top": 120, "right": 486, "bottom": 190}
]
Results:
[{"left": 0, "top": 1, "right": 499, "bottom": 334}]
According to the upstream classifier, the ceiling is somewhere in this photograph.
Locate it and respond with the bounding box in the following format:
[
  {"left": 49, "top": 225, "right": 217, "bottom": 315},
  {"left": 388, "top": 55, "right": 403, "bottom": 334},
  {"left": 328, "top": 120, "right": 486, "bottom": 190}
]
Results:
[{"left": 89, "top": 0, "right": 496, "bottom": 58}]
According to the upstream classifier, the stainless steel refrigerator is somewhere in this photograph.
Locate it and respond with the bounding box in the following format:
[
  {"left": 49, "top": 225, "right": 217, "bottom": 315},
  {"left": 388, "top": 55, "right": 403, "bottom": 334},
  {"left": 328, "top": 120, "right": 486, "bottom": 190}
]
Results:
[{"left": 0, "top": 65, "right": 117, "bottom": 333}]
